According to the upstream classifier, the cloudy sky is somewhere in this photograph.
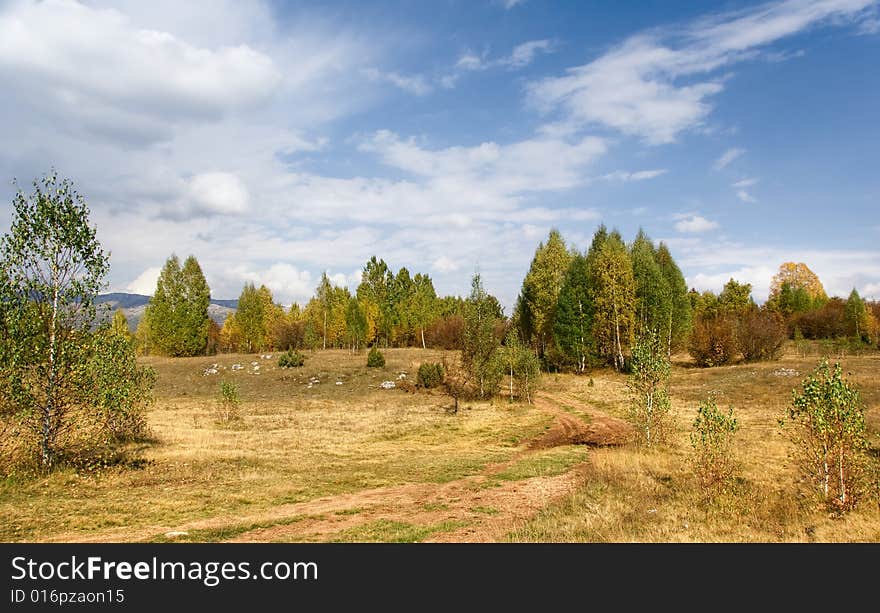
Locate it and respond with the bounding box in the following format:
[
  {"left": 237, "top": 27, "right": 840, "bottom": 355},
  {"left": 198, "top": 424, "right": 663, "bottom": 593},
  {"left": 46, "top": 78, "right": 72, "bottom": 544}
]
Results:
[{"left": 1, "top": 0, "right": 878, "bottom": 308}]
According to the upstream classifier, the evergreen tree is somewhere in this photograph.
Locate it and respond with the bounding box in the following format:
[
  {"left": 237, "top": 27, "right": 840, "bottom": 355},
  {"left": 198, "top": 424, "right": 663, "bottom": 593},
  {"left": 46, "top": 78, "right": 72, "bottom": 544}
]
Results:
[
  {"left": 516, "top": 229, "right": 573, "bottom": 361},
  {"left": 845, "top": 289, "right": 871, "bottom": 342},
  {"left": 178, "top": 255, "right": 211, "bottom": 356},
  {"left": 553, "top": 253, "right": 593, "bottom": 372},
  {"left": 356, "top": 256, "right": 393, "bottom": 346}
]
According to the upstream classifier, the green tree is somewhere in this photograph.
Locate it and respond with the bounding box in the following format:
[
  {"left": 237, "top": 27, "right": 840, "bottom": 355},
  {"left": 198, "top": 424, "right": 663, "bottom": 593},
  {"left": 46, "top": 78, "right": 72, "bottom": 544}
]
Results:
[
  {"left": 626, "top": 331, "right": 672, "bottom": 447},
  {"left": 718, "top": 278, "right": 755, "bottom": 317},
  {"left": 110, "top": 309, "right": 132, "bottom": 340},
  {"left": 589, "top": 229, "right": 635, "bottom": 371},
  {"left": 654, "top": 242, "right": 691, "bottom": 355},
  {"left": 143, "top": 254, "right": 211, "bottom": 356},
  {"left": 462, "top": 273, "right": 501, "bottom": 398},
  {"left": 315, "top": 272, "right": 334, "bottom": 350},
  {"left": 630, "top": 230, "right": 672, "bottom": 338},
  {"left": 690, "top": 396, "right": 739, "bottom": 496},
  {"left": 233, "top": 283, "right": 266, "bottom": 352},
  {"left": 409, "top": 273, "right": 438, "bottom": 349},
  {"left": 344, "top": 297, "right": 368, "bottom": 352},
  {"left": 845, "top": 288, "right": 871, "bottom": 342},
  {"left": 516, "top": 229, "right": 573, "bottom": 361},
  {"left": 356, "top": 256, "right": 394, "bottom": 346},
  {"left": 553, "top": 253, "right": 593, "bottom": 372},
  {"left": 785, "top": 359, "right": 869, "bottom": 511},
  {"left": 0, "top": 171, "right": 151, "bottom": 469},
  {"left": 496, "top": 330, "right": 541, "bottom": 404}
]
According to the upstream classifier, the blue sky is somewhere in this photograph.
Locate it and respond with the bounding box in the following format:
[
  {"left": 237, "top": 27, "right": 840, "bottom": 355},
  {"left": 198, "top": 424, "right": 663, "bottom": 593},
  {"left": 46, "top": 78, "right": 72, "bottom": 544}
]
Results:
[{"left": 0, "top": 0, "right": 878, "bottom": 308}]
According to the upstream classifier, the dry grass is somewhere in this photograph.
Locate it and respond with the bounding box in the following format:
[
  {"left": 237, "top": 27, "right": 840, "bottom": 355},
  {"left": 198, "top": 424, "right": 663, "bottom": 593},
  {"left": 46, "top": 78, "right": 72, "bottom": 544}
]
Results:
[{"left": 1, "top": 345, "right": 878, "bottom": 542}]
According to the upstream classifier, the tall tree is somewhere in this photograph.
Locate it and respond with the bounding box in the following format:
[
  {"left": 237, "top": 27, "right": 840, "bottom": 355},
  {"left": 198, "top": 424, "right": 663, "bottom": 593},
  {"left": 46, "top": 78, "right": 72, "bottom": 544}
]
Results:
[
  {"left": 462, "top": 273, "right": 501, "bottom": 398},
  {"left": 516, "top": 229, "right": 573, "bottom": 360},
  {"left": 143, "top": 254, "right": 211, "bottom": 356},
  {"left": 110, "top": 309, "right": 132, "bottom": 339},
  {"left": 344, "top": 297, "right": 368, "bottom": 352},
  {"left": 718, "top": 278, "right": 755, "bottom": 317},
  {"left": 845, "top": 288, "right": 873, "bottom": 342},
  {"left": 553, "top": 253, "right": 593, "bottom": 372},
  {"left": 233, "top": 283, "right": 266, "bottom": 352},
  {"left": 589, "top": 229, "right": 635, "bottom": 371},
  {"left": 315, "top": 272, "right": 333, "bottom": 350},
  {"left": 655, "top": 241, "right": 692, "bottom": 355},
  {"left": 0, "top": 171, "right": 151, "bottom": 469},
  {"left": 409, "top": 273, "right": 438, "bottom": 349},
  {"left": 768, "top": 262, "right": 827, "bottom": 305},
  {"left": 630, "top": 230, "right": 672, "bottom": 337},
  {"left": 356, "top": 256, "right": 393, "bottom": 346}
]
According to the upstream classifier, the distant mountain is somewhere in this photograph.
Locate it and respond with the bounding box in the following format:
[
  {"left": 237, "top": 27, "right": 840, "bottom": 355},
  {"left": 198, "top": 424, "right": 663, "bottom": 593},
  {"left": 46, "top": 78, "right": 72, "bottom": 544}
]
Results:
[{"left": 97, "top": 292, "right": 238, "bottom": 330}]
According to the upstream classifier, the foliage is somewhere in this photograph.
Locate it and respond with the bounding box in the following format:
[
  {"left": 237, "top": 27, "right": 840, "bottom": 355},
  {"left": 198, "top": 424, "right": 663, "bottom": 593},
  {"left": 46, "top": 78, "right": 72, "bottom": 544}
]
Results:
[
  {"left": 462, "top": 273, "right": 501, "bottom": 398},
  {"left": 630, "top": 230, "right": 672, "bottom": 339},
  {"left": 366, "top": 346, "right": 385, "bottom": 368},
  {"left": 718, "top": 278, "right": 755, "bottom": 317},
  {"left": 111, "top": 309, "right": 132, "bottom": 340},
  {"left": 278, "top": 349, "right": 305, "bottom": 368},
  {"left": 143, "top": 254, "right": 211, "bottom": 356},
  {"left": 344, "top": 297, "right": 368, "bottom": 352},
  {"left": 425, "top": 315, "right": 464, "bottom": 350},
  {"left": 736, "top": 309, "right": 786, "bottom": 362},
  {"left": 690, "top": 395, "right": 739, "bottom": 496},
  {"left": 784, "top": 359, "right": 870, "bottom": 512},
  {"left": 495, "top": 331, "right": 541, "bottom": 404},
  {"left": 516, "top": 229, "right": 573, "bottom": 360},
  {"left": 417, "top": 362, "right": 444, "bottom": 389},
  {"left": 0, "top": 171, "right": 154, "bottom": 470},
  {"left": 655, "top": 242, "right": 692, "bottom": 354},
  {"left": 769, "top": 262, "right": 827, "bottom": 304},
  {"left": 216, "top": 380, "right": 241, "bottom": 424},
  {"left": 844, "top": 288, "right": 876, "bottom": 344},
  {"left": 589, "top": 229, "right": 635, "bottom": 371},
  {"left": 626, "top": 331, "right": 672, "bottom": 446},
  {"left": 553, "top": 253, "right": 594, "bottom": 373},
  {"left": 688, "top": 315, "right": 737, "bottom": 367}
]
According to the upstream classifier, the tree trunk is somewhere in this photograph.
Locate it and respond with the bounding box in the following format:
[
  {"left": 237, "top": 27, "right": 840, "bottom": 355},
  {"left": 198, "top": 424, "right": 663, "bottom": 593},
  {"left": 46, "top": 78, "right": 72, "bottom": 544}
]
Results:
[
  {"left": 613, "top": 293, "right": 623, "bottom": 372},
  {"left": 42, "top": 262, "right": 60, "bottom": 469},
  {"left": 322, "top": 311, "right": 327, "bottom": 350},
  {"left": 421, "top": 327, "right": 426, "bottom": 350}
]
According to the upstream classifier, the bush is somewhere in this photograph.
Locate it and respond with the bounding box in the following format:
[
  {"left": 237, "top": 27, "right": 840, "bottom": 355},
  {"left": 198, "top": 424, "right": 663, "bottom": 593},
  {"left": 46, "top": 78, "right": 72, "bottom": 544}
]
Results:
[
  {"left": 424, "top": 315, "right": 464, "bottom": 350},
  {"left": 216, "top": 380, "right": 241, "bottom": 423},
  {"left": 627, "top": 331, "right": 672, "bottom": 447},
  {"left": 784, "top": 359, "right": 870, "bottom": 512},
  {"left": 366, "top": 346, "right": 385, "bottom": 368},
  {"left": 737, "top": 310, "right": 786, "bottom": 362},
  {"left": 688, "top": 316, "right": 737, "bottom": 367},
  {"left": 690, "top": 396, "right": 739, "bottom": 496},
  {"left": 417, "top": 362, "right": 444, "bottom": 388},
  {"left": 278, "top": 349, "right": 305, "bottom": 368}
]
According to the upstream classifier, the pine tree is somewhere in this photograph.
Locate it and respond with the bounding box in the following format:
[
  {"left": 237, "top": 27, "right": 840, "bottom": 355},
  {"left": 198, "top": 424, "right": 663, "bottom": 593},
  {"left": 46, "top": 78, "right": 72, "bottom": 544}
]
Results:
[
  {"left": 553, "top": 253, "right": 593, "bottom": 372},
  {"left": 516, "top": 229, "right": 573, "bottom": 361}
]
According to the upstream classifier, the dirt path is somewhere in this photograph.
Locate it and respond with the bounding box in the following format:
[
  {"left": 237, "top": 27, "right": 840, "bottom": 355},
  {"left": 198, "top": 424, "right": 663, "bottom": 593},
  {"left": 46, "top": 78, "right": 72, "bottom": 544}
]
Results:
[{"left": 42, "top": 393, "right": 629, "bottom": 543}]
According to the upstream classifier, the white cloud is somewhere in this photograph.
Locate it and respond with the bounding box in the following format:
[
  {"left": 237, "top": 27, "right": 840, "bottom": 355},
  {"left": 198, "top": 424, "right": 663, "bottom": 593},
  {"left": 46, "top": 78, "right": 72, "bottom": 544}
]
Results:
[
  {"left": 362, "top": 67, "right": 432, "bottom": 96},
  {"left": 432, "top": 256, "right": 460, "bottom": 273},
  {"left": 501, "top": 0, "right": 526, "bottom": 9},
  {"left": 125, "top": 267, "right": 161, "bottom": 295},
  {"left": 714, "top": 147, "right": 745, "bottom": 170},
  {"left": 736, "top": 189, "right": 757, "bottom": 203},
  {"left": 526, "top": 0, "right": 874, "bottom": 143},
  {"left": 674, "top": 214, "right": 720, "bottom": 233},
  {"left": 504, "top": 40, "right": 554, "bottom": 68},
  {"left": 601, "top": 169, "right": 668, "bottom": 181},
  {"left": 178, "top": 172, "right": 250, "bottom": 218},
  {"left": 732, "top": 177, "right": 758, "bottom": 188}
]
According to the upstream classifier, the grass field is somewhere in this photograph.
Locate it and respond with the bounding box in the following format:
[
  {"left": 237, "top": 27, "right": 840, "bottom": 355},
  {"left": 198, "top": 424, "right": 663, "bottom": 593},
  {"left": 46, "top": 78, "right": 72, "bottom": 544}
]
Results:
[{"left": 1, "top": 346, "right": 878, "bottom": 542}]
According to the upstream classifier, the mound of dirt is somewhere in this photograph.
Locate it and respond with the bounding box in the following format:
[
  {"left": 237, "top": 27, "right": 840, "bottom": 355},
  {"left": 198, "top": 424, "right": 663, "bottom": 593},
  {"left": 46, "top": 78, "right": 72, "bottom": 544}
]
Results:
[{"left": 529, "top": 396, "right": 633, "bottom": 449}]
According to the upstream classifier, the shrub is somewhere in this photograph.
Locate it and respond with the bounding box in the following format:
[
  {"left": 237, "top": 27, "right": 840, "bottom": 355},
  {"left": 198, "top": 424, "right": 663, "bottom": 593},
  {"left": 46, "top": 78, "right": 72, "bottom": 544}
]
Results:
[
  {"left": 688, "top": 316, "right": 737, "bottom": 367},
  {"left": 424, "top": 315, "right": 464, "bottom": 350},
  {"left": 216, "top": 381, "right": 241, "bottom": 423},
  {"left": 367, "top": 346, "right": 385, "bottom": 368},
  {"left": 783, "top": 359, "right": 869, "bottom": 512},
  {"left": 690, "top": 396, "right": 739, "bottom": 496},
  {"left": 626, "top": 331, "right": 672, "bottom": 447},
  {"left": 417, "top": 362, "right": 444, "bottom": 389},
  {"left": 737, "top": 310, "right": 786, "bottom": 362},
  {"left": 278, "top": 349, "right": 305, "bottom": 368}
]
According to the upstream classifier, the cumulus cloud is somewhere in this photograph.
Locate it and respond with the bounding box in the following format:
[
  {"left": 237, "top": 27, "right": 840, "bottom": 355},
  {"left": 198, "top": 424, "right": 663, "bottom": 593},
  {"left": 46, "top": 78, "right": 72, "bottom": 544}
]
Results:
[
  {"left": 674, "top": 214, "right": 720, "bottom": 233},
  {"left": 124, "top": 267, "right": 162, "bottom": 295},
  {"left": 526, "top": 0, "right": 875, "bottom": 143}
]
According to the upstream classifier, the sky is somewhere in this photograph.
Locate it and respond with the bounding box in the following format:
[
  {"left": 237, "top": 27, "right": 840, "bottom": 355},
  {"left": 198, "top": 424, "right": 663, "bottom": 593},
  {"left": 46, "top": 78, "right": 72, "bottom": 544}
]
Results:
[{"left": 0, "top": 0, "right": 878, "bottom": 309}]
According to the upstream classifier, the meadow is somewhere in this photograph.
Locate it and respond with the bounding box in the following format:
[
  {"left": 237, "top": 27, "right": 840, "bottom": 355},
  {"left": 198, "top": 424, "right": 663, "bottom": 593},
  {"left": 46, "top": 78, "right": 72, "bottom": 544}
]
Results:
[{"left": 2, "top": 345, "right": 878, "bottom": 543}]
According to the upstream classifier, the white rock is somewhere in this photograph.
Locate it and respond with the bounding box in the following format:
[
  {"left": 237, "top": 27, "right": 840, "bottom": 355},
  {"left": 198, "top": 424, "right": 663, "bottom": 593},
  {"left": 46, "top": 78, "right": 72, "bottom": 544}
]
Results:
[
  {"left": 380, "top": 381, "right": 396, "bottom": 389},
  {"left": 165, "top": 531, "right": 189, "bottom": 538},
  {"left": 231, "top": 363, "right": 243, "bottom": 371},
  {"left": 335, "top": 381, "right": 343, "bottom": 385}
]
